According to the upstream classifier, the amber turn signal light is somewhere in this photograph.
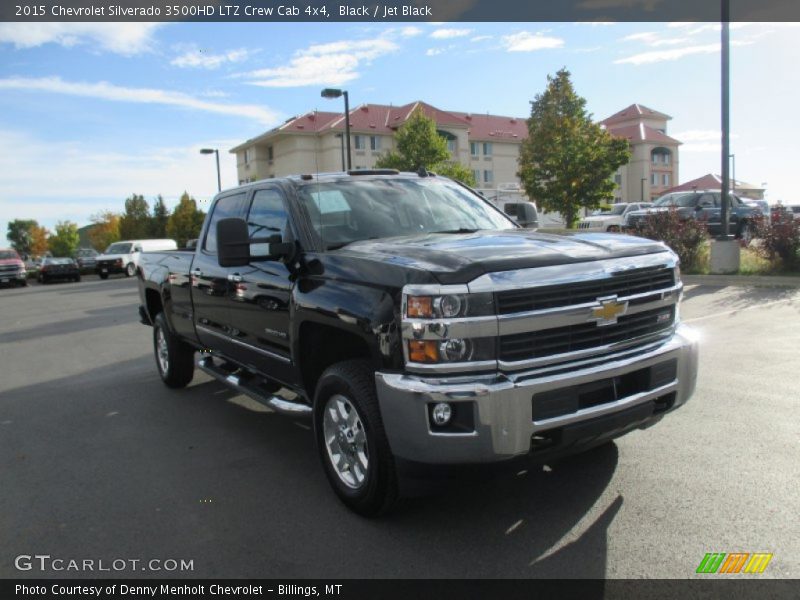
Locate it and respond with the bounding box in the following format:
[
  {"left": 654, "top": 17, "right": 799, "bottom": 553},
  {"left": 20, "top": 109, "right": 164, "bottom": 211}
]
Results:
[
  {"left": 408, "top": 340, "right": 439, "bottom": 363},
  {"left": 407, "top": 296, "right": 433, "bottom": 318}
]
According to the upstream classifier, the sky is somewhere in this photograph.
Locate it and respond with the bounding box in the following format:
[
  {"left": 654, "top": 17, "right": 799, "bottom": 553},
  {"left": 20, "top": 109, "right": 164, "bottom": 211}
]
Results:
[{"left": 1, "top": 20, "right": 798, "bottom": 242}]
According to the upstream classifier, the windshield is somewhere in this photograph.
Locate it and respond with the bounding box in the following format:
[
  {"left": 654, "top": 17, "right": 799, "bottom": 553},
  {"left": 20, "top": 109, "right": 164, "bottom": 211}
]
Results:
[
  {"left": 297, "top": 178, "right": 515, "bottom": 250},
  {"left": 654, "top": 193, "right": 698, "bottom": 208},
  {"left": 599, "top": 204, "right": 628, "bottom": 216},
  {"left": 0, "top": 250, "right": 19, "bottom": 260},
  {"left": 44, "top": 258, "right": 73, "bottom": 265},
  {"left": 105, "top": 243, "right": 132, "bottom": 254}
]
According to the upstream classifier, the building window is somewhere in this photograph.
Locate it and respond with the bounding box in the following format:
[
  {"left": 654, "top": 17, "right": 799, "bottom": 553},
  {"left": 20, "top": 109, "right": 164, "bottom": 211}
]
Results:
[
  {"left": 651, "top": 173, "right": 658, "bottom": 186},
  {"left": 651, "top": 147, "right": 671, "bottom": 165},
  {"left": 354, "top": 135, "right": 365, "bottom": 150},
  {"left": 244, "top": 148, "right": 254, "bottom": 164},
  {"left": 267, "top": 145, "right": 274, "bottom": 161},
  {"left": 472, "top": 169, "right": 480, "bottom": 183},
  {"left": 483, "top": 170, "right": 493, "bottom": 184},
  {"left": 370, "top": 136, "right": 381, "bottom": 151},
  {"left": 483, "top": 142, "right": 493, "bottom": 156},
  {"left": 470, "top": 142, "right": 479, "bottom": 157},
  {"left": 614, "top": 173, "right": 622, "bottom": 186},
  {"left": 662, "top": 173, "right": 671, "bottom": 187},
  {"left": 447, "top": 138, "right": 457, "bottom": 154}
]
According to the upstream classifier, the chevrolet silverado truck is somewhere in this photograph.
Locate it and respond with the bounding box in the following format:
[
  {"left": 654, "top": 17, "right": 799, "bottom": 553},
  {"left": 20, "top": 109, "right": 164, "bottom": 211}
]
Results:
[{"left": 137, "top": 170, "right": 699, "bottom": 516}]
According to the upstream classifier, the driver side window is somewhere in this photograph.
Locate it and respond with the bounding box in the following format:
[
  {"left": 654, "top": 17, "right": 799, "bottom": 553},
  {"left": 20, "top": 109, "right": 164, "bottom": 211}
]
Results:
[
  {"left": 698, "top": 194, "right": 715, "bottom": 208},
  {"left": 248, "top": 189, "right": 288, "bottom": 238}
]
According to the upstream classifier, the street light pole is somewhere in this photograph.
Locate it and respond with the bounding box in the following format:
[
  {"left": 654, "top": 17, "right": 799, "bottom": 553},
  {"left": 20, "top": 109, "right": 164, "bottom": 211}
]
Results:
[
  {"left": 335, "top": 133, "right": 345, "bottom": 171},
  {"left": 720, "top": 0, "right": 731, "bottom": 238},
  {"left": 200, "top": 148, "right": 221, "bottom": 192},
  {"left": 730, "top": 153, "right": 736, "bottom": 193},
  {"left": 641, "top": 177, "right": 647, "bottom": 202},
  {"left": 321, "top": 88, "right": 352, "bottom": 171}
]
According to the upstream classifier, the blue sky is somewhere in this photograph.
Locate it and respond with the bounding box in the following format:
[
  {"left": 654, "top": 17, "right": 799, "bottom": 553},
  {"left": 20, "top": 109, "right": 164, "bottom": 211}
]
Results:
[{"left": 1, "top": 21, "right": 798, "bottom": 240}]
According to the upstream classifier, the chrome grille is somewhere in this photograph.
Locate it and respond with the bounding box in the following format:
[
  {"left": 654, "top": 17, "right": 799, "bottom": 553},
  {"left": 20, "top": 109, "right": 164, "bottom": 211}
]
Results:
[
  {"left": 496, "top": 266, "right": 674, "bottom": 314},
  {"left": 499, "top": 306, "right": 675, "bottom": 362}
]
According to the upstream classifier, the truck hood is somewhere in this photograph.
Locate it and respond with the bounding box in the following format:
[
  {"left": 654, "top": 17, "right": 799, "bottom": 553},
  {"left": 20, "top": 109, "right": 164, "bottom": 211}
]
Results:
[
  {"left": 336, "top": 230, "right": 669, "bottom": 285},
  {"left": 97, "top": 254, "right": 126, "bottom": 261},
  {"left": 0, "top": 258, "right": 23, "bottom": 267}
]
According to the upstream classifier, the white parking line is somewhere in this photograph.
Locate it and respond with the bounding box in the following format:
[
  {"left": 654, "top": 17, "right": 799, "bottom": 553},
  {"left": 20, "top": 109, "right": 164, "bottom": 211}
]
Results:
[{"left": 684, "top": 297, "right": 798, "bottom": 323}]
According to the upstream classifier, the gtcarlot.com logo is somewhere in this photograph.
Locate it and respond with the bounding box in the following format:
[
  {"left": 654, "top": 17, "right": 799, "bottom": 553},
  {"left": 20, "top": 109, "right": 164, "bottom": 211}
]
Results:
[
  {"left": 696, "top": 552, "right": 773, "bottom": 574},
  {"left": 14, "top": 555, "right": 194, "bottom": 573}
]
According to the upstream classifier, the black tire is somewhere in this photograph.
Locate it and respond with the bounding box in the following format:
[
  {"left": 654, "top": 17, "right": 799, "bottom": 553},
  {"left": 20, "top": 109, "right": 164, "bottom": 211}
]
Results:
[
  {"left": 99, "top": 272, "right": 109, "bottom": 280},
  {"left": 313, "top": 359, "right": 398, "bottom": 517},
  {"left": 74, "top": 275, "right": 81, "bottom": 283},
  {"left": 20, "top": 279, "right": 28, "bottom": 287},
  {"left": 125, "top": 262, "right": 136, "bottom": 277},
  {"left": 153, "top": 312, "right": 195, "bottom": 389},
  {"left": 607, "top": 225, "right": 620, "bottom": 233}
]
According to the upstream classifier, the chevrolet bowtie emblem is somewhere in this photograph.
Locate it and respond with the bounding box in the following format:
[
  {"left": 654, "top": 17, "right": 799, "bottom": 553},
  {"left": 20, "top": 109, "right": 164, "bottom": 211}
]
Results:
[{"left": 590, "top": 297, "right": 628, "bottom": 326}]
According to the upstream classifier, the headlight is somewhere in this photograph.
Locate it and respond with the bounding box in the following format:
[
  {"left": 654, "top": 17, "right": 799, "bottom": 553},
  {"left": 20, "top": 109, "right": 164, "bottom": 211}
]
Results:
[{"left": 405, "top": 292, "right": 493, "bottom": 318}]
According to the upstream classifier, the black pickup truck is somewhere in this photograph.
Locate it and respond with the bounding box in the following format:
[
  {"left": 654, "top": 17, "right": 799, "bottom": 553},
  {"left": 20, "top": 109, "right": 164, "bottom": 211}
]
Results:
[{"left": 137, "top": 170, "right": 699, "bottom": 515}]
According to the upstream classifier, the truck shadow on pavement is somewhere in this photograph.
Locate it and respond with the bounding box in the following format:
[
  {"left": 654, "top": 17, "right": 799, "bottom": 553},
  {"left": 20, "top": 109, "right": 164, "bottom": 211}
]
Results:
[
  {"left": 2, "top": 357, "right": 621, "bottom": 579},
  {"left": 0, "top": 305, "right": 139, "bottom": 344}
]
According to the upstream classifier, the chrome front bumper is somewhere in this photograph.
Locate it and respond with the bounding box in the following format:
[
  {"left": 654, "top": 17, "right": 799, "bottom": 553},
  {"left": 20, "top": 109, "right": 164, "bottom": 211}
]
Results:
[{"left": 375, "top": 324, "right": 699, "bottom": 464}]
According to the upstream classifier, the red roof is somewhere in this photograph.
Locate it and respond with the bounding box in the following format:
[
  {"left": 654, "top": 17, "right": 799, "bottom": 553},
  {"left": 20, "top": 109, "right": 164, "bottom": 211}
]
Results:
[
  {"left": 606, "top": 123, "right": 680, "bottom": 145},
  {"left": 665, "top": 174, "right": 762, "bottom": 194},
  {"left": 601, "top": 103, "right": 671, "bottom": 127},
  {"left": 451, "top": 111, "right": 528, "bottom": 141},
  {"left": 276, "top": 111, "right": 342, "bottom": 133}
]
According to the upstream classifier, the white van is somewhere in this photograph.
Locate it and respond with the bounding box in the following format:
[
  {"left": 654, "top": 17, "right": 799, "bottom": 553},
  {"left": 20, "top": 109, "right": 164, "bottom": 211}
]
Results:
[{"left": 95, "top": 239, "right": 177, "bottom": 279}]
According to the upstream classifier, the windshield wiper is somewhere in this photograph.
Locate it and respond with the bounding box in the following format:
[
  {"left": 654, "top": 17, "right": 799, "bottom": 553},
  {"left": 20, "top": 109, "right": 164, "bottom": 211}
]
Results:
[
  {"left": 247, "top": 222, "right": 282, "bottom": 236},
  {"left": 430, "top": 228, "right": 479, "bottom": 234}
]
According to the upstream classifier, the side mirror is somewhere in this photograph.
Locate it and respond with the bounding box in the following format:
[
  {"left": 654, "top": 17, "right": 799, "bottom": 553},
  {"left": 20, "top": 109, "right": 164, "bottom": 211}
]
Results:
[{"left": 217, "top": 218, "right": 250, "bottom": 267}]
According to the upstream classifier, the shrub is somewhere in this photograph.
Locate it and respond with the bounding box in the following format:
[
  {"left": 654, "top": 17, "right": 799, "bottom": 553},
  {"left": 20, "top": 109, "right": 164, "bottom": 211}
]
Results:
[
  {"left": 752, "top": 212, "right": 800, "bottom": 270},
  {"left": 633, "top": 208, "right": 709, "bottom": 272}
]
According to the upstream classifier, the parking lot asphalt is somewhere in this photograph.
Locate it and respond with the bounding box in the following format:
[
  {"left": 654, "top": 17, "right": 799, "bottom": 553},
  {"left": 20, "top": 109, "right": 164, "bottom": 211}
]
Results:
[{"left": 1, "top": 276, "right": 798, "bottom": 579}]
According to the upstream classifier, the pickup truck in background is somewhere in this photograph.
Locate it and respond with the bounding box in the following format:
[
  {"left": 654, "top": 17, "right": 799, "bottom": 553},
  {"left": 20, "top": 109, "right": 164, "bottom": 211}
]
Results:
[{"left": 137, "top": 170, "right": 699, "bottom": 516}]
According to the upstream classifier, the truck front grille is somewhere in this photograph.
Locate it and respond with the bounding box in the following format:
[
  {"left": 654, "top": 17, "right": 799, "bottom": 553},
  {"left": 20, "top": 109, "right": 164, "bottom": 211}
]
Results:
[
  {"left": 499, "top": 306, "right": 675, "bottom": 363},
  {"left": 496, "top": 266, "right": 674, "bottom": 314}
]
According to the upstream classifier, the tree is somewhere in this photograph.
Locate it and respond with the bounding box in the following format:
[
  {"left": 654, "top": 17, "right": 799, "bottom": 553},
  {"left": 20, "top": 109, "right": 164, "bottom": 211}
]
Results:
[
  {"left": 150, "top": 195, "right": 169, "bottom": 238},
  {"left": 166, "top": 192, "right": 205, "bottom": 247},
  {"left": 30, "top": 224, "right": 49, "bottom": 257},
  {"left": 48, "top": 221, "right": 80, "bottom": 257},
  {"left": 6, "top": 219, "right": 38, "bottom": 256},
  {"left": 119, "top": 193, "right": 151, "bottom": 239},
  {"left": 518, "top": 68, "right": 631, "bottom": 228},
  {"left": 375, "top": 108, "right": 477, "bottom": 186},
  {"left": 88, "top": 211, "right": 121, "bottom": 252}
]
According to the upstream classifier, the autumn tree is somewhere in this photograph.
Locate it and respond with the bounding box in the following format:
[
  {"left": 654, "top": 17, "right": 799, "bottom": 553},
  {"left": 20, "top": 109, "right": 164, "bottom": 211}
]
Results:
[
  {"left": 150, "top": 195, "right": 169, "bottom": 238},
  {"left": 376, "top": 108, "right": 477, "bottom": 186},
  {"left": 48, "top": 221, "right": 80, "bottom": 257},
  {"left": 119, "top": 193, "right": 151, "bottom": 239},
  {"left": 518, "top": 68, "right": 631, "bottom": 228},
  {"left": 166, "top": 192, "right": 205, "bottom": 247},
  {"left": 30, "top": 224, "right": 49, "bottom": 257},
  {"left": 88, "top": 211, "right": 121, "bottom": 252}
]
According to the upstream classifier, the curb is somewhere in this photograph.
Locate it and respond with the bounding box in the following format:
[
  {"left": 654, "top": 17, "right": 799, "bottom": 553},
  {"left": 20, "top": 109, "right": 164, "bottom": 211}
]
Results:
[{"left": 683, "top": 274, "right": 800, "bottom": 288}]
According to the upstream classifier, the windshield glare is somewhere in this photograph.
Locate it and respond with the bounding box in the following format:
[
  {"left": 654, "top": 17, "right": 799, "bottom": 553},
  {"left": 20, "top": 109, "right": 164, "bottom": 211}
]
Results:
[
  {"left": 654, "top": 193, "right": 697, "bottom": 208},
  {"left": 105, "top": 243, "right": 132, "bottom": 254},
  {"left": 0, "top": 250, "right": 19, "bottom": 260},
  {"left": 298, "top": 178, "right": 515, "bottom": 250}
]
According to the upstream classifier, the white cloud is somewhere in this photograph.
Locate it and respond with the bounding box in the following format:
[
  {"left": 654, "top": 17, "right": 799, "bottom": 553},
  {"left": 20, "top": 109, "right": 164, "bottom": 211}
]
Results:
[
  {"left": 400, "top": 26, "right": 423, "bottom": 38},
  {"left": 240, "top": 38, "right": 398, "bottom": 87},
  {"left": 614, "top": 43, "right": 719, "bottom": 65},
  {"left": 0, "top": 76, "right": 280, "bottom": 125},
  {"left": 0, "top": 129, "right": 241, "bottom": 230},
  {"left": 171, "top": 47, "right": 251, "bottom": 69},
  {"left": 0, "top": 23, "right": 162, "bottom": 55},
  {"left": 621, "top": 32, "right": 688, "bottom": 46},
  {"left": 470, "top": 35, "right": 493, "bottom": 42},
  {"left": 671, "top": 130, "right": 740, "bottom": 153},
  {"left": 430, "top": 28, "right": 473, "bottom": 40},
  {"left": 426, "top": 48, "right": 445, "bottom": 56},
  {"left": 502, "top": 32, "right": 565, "bottom": 52}
]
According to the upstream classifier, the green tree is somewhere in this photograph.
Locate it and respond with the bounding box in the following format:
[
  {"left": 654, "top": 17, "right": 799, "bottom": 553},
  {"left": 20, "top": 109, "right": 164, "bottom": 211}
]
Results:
[
  {"left": 6, "top": 219, "right": 38, "bottom": 256},
  {"left": 48, "top": 221, "right": 80, "bottom": 257},
  {"left": 88, "top": 211, "right": 121, "bottom": 252},
  {"left": 518, "top": 68, "right": 631, "bottom": 228},
  {"left": 375, "top": 108, "right": 477, "bottom": 186},
  {"left": 119, "top": 193, "right": 151, "bottom": 239},
  {"left": 150, "top": 195, "right": 169, "bottom": 238},
  {"left": 166, "top": 192, "right": 205, "bottom": 247}
]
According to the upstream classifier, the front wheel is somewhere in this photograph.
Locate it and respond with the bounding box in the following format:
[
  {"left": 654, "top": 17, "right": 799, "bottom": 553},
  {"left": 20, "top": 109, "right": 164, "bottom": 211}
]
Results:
[
  {"left": 153, "top": 312, "right": 195, "bottom": 388},
  {"left": 606, "top": 225, "right": 620, "bottom": 233},
  {"left": 313, "top": 360, "right": 398, "bottom": 517},
  {"left": 98, "top": 272, "right": 109, "bottom": 280},
  {"left": 125, "top": 262, "right": 136, "bottom": 277}
]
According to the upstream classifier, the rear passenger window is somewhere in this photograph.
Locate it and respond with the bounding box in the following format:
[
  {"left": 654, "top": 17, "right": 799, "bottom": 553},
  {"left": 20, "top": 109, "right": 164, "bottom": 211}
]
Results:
[
  {"left": 204, "top": 193, "right": 249, "bottom": 253},
  {"left": 248, "top": 189, "right": 289, "bottom": 237}
]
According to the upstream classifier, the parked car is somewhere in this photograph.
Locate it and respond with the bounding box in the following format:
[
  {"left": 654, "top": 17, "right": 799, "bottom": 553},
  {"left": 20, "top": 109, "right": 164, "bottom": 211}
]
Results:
[
  {"left": 786, "top": 205, "right": 800, "bottom": 221},
  {"left": 137, "top": 170, "right": 699, "bottom": 516},
  {"left": 74, "top": 247, "right": 99, "bottom": 270},
  {"left": 96, "top": 239, "right": 177, "bottom": 279},
  {"left": 578, "top": 202, "right": 653, "bottom": 232},
  {"left": 625, "top": 190, "right": 761, "bottom": 241},
  {"left": 38, "top": 257, "right": 81, "bottom": 283},
  {"left": 0, "top": 248, "right": 27, "bottom": 287},
  {"left": 482, "top": 191, "right": 539, "bottom": 229}
]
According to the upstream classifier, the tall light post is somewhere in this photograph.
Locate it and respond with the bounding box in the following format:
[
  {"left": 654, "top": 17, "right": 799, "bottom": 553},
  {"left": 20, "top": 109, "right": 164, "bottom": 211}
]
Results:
[
  {"left": 720, "top": 0, "right": 731, "bottom": 238},
  {"left": 335, "top": 133, "right": 345, "bottom": 171},
  {"left": 200, "top": 148, "right": 221, "bottom": 192},
  {"left": 321, "top": 88, "right": 351, "bottom": 170},
  {"left": 729, "top": 153, "right": 736, "bottom": 193},
  {"left": 641, "top": 177, "right": 647, "bottom": 202}
]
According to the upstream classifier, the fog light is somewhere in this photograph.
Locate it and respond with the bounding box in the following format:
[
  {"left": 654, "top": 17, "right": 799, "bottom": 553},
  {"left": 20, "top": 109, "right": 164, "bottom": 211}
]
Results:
[{"left": 432, "top": 402, "right": 452, "bottom": 426}]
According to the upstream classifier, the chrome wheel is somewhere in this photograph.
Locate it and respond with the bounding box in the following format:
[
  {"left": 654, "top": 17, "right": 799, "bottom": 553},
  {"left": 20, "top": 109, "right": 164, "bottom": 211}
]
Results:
[
  {"left": 156, "top": 327, "right": 170, "bottom": 375},
  {"left": 323, "top": 394, "right": 369, "bottom": 490},
  {"left": 126, "top": 263, "right": 135, "bottom": 277}
]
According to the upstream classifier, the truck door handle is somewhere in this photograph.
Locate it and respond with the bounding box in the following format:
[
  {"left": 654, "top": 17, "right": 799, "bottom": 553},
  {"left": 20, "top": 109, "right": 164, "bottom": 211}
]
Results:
[
  {"left": 228, "top": 273, "right": 243, "bottom": 283},
  {"left": 191, "top": 268, "right": 203, "bottom": 277}
]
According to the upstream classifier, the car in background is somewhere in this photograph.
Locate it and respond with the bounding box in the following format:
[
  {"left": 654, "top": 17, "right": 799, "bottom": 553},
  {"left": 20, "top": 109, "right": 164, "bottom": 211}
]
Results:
[
  {"left": 480, "top": 191, "right": 539, "bottom": 229},
  {"left": 75, "top": 247, "right": 99, "bottom": 270},
  {"left": 578, "top": 202, "right": 652, "bottom": 232},
  {"left": 38, "top": 257, "right": 81, "bottom": 284},
  {"left": 784, "top": 205, "right": 800, "bottom": 221},
  {"left": 95, "top": 238, "right": 178, "bottom": 279},
  {"left": 625, "top": 190, "right": 762, "bottom": 241},
  {"left": 0, "top": 248, "right": 27, "bottom": 287}
]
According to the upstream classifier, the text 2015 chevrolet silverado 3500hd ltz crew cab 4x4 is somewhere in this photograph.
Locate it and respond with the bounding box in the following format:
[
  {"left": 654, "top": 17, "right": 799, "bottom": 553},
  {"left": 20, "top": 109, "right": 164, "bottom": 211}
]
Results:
[{"left": 137, "top": 170, "right": 699, "bottom": 516}]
